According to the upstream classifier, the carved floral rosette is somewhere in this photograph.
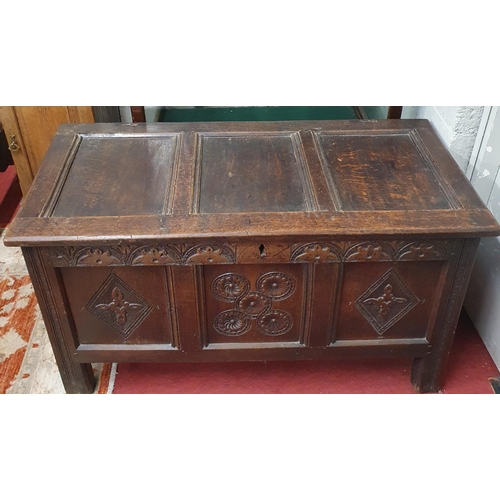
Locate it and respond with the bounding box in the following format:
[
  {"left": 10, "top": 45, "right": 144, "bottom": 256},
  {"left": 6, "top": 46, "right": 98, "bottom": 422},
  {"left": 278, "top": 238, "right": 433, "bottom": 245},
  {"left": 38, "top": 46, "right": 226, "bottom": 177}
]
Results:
[
  {"left": 212, "top": 272, "right": 295, "bottom": 337},
  {"left": 212, "top": 273, "right": 251, "bottom": 302}
]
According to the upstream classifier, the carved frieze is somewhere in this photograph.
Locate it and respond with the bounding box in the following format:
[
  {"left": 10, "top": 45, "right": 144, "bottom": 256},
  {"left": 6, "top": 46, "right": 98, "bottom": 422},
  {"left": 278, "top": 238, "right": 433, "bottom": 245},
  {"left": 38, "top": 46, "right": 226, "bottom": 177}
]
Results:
[
  {"left": 344, "top": 242, "right": 394, "bottom": 262},
  {"left": 49, "top": 243, "right": 236, "bottom": 267},
  {"left": 291, "top": 240, "right": 449, "bottom": 263},
  {"left": 47, "top": 240, "right": 449, "bottom": 267},
  {"left": 396, "top": 242, "right": 447, "bottom": 261},
  {"left": 50, "top": 246, "right": 127, "bottom": 267},
  {"left": 129, "top": 245, "right": 181, "bottom": 265},
  {"left": 182, "top": 244, "right": 236, "bottom": 264},
  {"left": 290, "top": 243, "right": 341, "bottom": 263}
]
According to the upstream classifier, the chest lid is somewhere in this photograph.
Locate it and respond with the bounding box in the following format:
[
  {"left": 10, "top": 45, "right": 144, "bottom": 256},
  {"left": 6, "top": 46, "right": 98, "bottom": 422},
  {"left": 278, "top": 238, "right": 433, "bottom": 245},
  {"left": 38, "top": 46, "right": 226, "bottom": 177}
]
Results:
[{"left": 5, "top": 119, "right": 500, "bottom": 246}]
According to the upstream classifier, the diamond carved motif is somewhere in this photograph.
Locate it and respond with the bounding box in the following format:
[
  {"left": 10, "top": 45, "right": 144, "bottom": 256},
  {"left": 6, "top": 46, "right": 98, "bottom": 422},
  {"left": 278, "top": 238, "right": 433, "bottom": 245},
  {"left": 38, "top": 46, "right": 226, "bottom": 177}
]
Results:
[
  {"left": 86, "top": 274, "right": 152, "bottom": 339},
  {"left": 355, "top": 269, "right": 419, "bottom": 335}
]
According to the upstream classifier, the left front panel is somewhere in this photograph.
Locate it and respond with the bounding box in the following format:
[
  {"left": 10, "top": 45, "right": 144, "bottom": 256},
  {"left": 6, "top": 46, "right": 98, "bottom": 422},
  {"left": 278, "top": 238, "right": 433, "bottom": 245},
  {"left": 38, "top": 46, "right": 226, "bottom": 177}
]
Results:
[{"left": 60, "top": 267, "right": 174, "bottom": 346}]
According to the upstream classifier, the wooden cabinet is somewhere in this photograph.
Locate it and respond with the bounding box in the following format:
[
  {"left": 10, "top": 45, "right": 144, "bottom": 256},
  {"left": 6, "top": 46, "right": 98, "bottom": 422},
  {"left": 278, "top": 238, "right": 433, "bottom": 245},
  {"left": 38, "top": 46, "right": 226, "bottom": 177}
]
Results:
[{"left": 0, "top": 106, "right": 94, "bottom": 195}]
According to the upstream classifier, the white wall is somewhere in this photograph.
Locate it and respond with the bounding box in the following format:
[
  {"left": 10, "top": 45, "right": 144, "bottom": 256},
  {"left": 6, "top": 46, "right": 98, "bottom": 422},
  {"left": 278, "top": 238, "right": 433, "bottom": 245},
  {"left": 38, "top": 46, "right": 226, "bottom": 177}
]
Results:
[
  {"left": 119, "top": 106, "right": 132, "bottom": 123},
  {"left": 402, "top": 106, "right": 483, "bottom": 172},
  {"left": 463, "top": 107, "right": 500, "bottom": 369},
  {"left": 145, "top": 106, "right": 162, "bottom": 122},
  {"left": 403, "top": 106, "right": 500, "bottom": 370}
]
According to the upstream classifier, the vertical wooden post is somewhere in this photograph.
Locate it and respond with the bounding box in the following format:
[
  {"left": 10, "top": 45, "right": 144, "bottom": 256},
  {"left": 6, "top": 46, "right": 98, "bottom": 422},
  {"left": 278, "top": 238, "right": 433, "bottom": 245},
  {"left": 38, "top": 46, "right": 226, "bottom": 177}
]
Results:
[
  {"left": 411, "top": 238, "right": 480, "bottom": 393},
  {"left": 131, "top": 106, "right": 147, "bottom": 123},
  {"left": 22, "top": 248, "right": 96, "bottom": 394},
  {"left": 387, "top": 106, "right": 403, "bottom": 119}
]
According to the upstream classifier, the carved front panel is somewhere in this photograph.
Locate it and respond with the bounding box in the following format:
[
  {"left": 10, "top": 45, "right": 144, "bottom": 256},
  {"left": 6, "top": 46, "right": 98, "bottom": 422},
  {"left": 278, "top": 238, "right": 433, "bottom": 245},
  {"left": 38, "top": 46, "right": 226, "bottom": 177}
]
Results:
[
  {"left": 203, "top": 264, "right": 306, "bottom": 345},
  {"left": 60, "top": 267, "right": 174, "bottom": 345},
  {"left": 336, "top": 261, "right": 445, "bottom": 341}
]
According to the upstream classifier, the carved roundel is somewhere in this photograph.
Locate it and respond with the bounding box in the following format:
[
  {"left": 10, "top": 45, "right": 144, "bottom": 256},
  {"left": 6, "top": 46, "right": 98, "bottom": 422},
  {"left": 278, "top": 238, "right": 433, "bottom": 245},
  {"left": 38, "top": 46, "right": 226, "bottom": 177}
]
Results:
[
  {"left": 211, "top": 271, "right": 296, "bottom": 338},
  {"left": 213, "top": 310, "right": 251, "bottom": 336},
  {"left": 257, "top": 272, "right": 295, "bottom": 300},
  {"left": 236, "top": 292, "right": 272, "bottom": 319},
  {"left": 256, "top": 310, "right": 293, "bottom": 336},
  {"left": 212, "top": 273, "right": 251, "bottom": 302}
]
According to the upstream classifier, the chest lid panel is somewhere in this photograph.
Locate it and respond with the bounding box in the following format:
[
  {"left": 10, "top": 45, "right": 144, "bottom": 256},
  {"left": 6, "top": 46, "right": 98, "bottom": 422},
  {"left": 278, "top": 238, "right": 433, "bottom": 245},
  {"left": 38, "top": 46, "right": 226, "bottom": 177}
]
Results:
[
  {"left": 5, "top": 120, "right": 500, "bottom": 246},
  {"left": 52, "top": 134, "right": 180, "bottom": 217}
]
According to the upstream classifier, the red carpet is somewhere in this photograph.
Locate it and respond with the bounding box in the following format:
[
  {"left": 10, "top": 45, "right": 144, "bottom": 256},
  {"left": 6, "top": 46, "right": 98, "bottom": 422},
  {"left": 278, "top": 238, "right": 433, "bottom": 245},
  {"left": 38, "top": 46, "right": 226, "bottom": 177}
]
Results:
[
  {"left": 0, "top": 166, "right": 22, "bottom": 228},
  {"left": 113, "top": 310, "right": 499, "bottom": 394}
]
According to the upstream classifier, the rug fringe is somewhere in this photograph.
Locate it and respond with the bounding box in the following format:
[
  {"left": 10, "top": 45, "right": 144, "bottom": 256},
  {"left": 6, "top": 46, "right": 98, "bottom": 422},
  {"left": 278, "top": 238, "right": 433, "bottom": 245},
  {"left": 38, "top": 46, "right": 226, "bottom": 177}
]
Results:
[{"left": 107, "top": 363, "right": 118, "bottom": 394}]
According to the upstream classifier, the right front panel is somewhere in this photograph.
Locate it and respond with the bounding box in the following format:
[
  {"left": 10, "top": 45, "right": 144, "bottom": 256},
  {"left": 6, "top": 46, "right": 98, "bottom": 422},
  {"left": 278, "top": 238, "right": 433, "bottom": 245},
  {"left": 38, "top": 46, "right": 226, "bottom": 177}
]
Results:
[{"left": 336, "top": 260, "right": 445, "bottom": 341}]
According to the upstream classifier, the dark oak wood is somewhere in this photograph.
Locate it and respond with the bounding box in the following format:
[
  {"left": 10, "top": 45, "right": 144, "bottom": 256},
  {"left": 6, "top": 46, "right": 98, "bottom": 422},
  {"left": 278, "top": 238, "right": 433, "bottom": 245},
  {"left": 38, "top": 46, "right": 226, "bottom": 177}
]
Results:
[
  {"left": 22, "top": 247, "right": 95, "bottom": 393},
  {"left": 315, "top": 131, "right": 456, "bottom": 210},
  {"left": 4, "top": 120, "right": 500, "bottom": 393},
  {"left": 411, "top": 238, "right": 480, "bottom": 392},
  {"left": 130, "top": 106, "right": 146, "bottom": 123},
  {"left": 197, "top": 133, "right": 315, "bottom": 213},
  {"left": 51, "top": 134, "right": 180, "bottom": 217},
  {"left": 387, "top": 106, "right": 403, "bottom": 119}
]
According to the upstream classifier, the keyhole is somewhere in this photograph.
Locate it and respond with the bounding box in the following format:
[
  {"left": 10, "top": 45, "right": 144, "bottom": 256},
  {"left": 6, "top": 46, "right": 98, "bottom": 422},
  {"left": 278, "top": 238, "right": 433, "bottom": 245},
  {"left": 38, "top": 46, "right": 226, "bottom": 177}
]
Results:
[{"left": 259, "top": 244, "right": 266, "bottom": 258}]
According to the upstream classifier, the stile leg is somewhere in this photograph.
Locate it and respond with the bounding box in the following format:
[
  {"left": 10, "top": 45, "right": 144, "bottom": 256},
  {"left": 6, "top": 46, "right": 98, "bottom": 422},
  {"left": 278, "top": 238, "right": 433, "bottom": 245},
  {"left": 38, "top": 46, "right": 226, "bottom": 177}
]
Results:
[
  {"left": 22, "top": 248, "right": 96, "bottom": 394},
  {"left": 411, "top": 239, "right": 480, "bottom": 393}
]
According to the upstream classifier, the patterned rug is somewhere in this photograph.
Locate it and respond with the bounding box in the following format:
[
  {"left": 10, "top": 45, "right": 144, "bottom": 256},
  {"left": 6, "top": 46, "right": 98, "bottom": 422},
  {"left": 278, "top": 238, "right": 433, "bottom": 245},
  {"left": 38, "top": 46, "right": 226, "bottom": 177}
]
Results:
[{"left": 0, "top": 229, "right": 116, "bottom": 394}]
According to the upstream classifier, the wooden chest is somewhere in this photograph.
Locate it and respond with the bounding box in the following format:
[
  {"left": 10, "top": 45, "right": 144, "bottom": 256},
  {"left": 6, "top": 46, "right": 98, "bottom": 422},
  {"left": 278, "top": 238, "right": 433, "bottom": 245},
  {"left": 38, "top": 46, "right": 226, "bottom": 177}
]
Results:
[{"left": 5, "top": 120, "right": 500, "bottom": 393}]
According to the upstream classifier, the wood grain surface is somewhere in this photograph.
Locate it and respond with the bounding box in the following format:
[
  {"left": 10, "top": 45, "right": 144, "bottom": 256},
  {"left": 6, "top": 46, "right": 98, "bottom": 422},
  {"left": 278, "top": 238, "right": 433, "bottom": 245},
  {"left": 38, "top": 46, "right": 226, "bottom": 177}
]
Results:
[{"left": 5, "top": 119, "right": 500, "bottom": 393}]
